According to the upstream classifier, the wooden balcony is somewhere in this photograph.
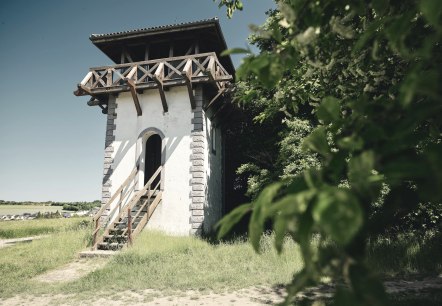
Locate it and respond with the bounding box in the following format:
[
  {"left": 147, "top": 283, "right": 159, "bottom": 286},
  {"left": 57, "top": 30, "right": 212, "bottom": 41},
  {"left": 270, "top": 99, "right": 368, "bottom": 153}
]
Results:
[{"left": 74, "top": 52, "right": 233, "bottom": 114}]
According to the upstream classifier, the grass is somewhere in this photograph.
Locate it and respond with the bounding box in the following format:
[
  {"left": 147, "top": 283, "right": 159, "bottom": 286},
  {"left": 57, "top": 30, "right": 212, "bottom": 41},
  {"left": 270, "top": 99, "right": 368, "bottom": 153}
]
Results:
[
  {"left": 367, "top": 231, "right": 442, "bottom": 276},
  {"left": 0, "top": 227, "right": 90, "bottom": 297},
  {"left": 0, "top": 217, "right": 90, "bottom": 239},
  {"left": 0, "top": 204, "right": 65, "bottom": 215},
  {"left": 64, "top": 232, "right": 303, "bottom": 295},
  {"left": 0, "top": 221, "right": 441, "bottom": 305}
]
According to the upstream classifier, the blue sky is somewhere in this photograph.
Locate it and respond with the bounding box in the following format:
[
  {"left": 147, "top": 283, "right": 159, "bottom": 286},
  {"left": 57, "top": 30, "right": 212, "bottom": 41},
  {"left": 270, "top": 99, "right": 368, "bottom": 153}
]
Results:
[{"left": 0, "top": 0, "right": 274, "bottom": 201}]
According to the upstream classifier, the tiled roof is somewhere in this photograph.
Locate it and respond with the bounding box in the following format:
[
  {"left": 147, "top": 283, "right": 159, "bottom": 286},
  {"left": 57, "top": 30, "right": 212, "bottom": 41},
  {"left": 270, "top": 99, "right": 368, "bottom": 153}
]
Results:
[{"left": 90, "top": 18, "right": 219, "bottom": 40}]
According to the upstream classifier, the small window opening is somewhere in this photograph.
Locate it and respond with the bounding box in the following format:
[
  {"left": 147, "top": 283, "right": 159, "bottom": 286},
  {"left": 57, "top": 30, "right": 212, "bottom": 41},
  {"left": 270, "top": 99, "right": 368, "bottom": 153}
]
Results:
[{"left": 211, "top": 127, "right": 216, "bottom": 154}]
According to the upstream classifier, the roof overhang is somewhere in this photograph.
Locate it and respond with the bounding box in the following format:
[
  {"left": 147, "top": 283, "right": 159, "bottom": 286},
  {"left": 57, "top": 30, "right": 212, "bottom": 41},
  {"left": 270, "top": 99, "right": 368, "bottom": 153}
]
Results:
[{"left": 89, "top": 18, "right": 235, "bottom": 76}]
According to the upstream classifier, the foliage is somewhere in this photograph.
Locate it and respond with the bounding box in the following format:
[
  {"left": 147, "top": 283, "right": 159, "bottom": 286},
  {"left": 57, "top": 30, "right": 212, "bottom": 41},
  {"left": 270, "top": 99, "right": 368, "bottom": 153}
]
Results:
[
  {"left": 0, "top": 199, "right": 101, "bottom": 208},
  {"left": 62, "top": 201, "right": 100, "bottom": 212},
  {"left": 216, "top": 0, "right": 442, "bottom": 305}
]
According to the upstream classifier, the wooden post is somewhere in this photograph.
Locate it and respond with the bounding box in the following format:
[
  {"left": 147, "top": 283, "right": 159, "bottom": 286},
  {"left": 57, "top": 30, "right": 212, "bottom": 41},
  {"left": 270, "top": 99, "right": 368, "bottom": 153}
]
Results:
[
  {"left": 119, "top": 189, "right": 123, "bottom": 214},
  {"left": 127, "top": 207, "right": 133, "bottom": 246},
  {"left": 93, "top": 218, "right": 100, "bottom": 250}
]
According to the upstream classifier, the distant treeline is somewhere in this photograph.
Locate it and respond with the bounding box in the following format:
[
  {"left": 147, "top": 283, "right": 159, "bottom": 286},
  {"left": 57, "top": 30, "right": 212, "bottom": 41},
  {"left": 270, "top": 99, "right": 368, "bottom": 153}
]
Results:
[{"left": 0, "top": 200, "right": 101, "bottom": 211}]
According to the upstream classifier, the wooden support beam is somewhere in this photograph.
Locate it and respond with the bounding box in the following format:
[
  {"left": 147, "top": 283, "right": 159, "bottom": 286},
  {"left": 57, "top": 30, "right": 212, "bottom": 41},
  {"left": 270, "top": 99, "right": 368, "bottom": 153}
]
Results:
[
  {"left": 195, "top": 40, "right": 200, "bottom": 54},
  {"left": 122, "top": 47, "right": 133, "bottom": 63},
  {"left": 169, "top": 41, "right": 174, "bottom": 57},
  {"left": 120, "top": 48, "right": 125, "bottom": 64},
  {"left": 87, "top": 98, "right": 102, "bottom": 106},
  {"left": 184, "top": 42, "right": 195, "bottom": 56},
  {"left": 144, "top": 44, "right": 150, "bottom": 61},
  {"left": 204, "top": 88, "right": 227, "bottom": 111},
  {"left": 126, "top": 79, "right": 142, "bottom": 116},
  {"left": 206, "top": 56, "right": 216, "bottom": 82},
  {"left": 77, "top": 84, "right": 93, "bottom": 95},
  {"left": 153, "top": 63, "right": 168, "bottom": 112},
  {"left": 181, "top": 59, "right": 195, "bottom": 109}
]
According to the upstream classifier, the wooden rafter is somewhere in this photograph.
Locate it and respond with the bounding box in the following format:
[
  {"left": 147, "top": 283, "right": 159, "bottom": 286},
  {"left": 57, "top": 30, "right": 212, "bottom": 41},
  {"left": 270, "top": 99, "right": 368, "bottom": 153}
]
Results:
[
  {"left": 126, "top": 79, "right": 142, "bottom": 116},
  {"left": 181, "top": 59, "right": 195, "bottom": 109},
  {"left": 153, "top": 63, "right": 168, "bottom": 112}
]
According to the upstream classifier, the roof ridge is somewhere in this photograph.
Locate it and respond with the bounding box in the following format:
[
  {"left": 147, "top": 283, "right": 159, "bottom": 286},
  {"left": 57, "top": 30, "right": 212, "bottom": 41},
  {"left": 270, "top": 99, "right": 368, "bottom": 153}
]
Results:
[{"left": 90, "top": 17, "right": 219, "bottom": 39}]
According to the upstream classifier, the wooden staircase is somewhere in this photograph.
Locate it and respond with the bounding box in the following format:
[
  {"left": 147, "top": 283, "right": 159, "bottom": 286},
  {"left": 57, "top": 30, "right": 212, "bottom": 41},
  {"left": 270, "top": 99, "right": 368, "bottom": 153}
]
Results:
[{"left": 91, "top": 166, "right": 163, "bottom": 251}]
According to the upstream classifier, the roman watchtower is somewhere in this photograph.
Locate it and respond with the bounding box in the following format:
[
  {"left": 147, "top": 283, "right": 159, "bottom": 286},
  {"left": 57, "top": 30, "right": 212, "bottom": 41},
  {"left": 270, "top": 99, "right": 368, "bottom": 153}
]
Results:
[{"left": 74, "top": 18, "right": 234, "bottom": 250}]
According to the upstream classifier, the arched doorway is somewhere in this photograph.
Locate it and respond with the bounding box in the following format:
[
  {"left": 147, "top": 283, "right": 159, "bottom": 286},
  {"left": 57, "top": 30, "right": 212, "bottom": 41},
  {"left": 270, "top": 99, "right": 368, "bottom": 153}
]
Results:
[{"left": 144, "top": 134, "right": 162, "bottom": 187}]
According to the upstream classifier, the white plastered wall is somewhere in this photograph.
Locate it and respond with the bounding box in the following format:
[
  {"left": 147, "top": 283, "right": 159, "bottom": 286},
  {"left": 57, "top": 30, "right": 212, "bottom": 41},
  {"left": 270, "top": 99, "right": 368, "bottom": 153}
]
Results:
[{"left": 110, "top": 86, "right": 193, "bottom": 235}]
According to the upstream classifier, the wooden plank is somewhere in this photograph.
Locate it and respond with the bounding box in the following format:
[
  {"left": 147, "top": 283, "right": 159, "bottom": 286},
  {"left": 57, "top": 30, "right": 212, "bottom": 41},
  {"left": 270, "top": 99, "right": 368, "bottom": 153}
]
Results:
[
  {"left": 126, "top": 79, "right": 142, "bottom": 116},
  {"left": 126, "top": 66, "right": 137, "bottom": 80},
  {"left": 80, "top": 71, "right": 93, "bottom": 86}
]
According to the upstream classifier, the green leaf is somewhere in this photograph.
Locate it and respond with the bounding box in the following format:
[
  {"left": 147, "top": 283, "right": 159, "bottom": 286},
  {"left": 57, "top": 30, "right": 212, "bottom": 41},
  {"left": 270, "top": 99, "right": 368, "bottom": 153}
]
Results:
[
  {"left": 273, "top": 216, "right": 288, "bottom": 253},
  {"left": 220, "top": 47, "right": 251, "bottom": 56},
  {"left": 337, "top": 135, "right": 364, "bottom": 151},
  {"left": 316, "top": 96, "right": 341, "bottom": 124},
  {"left": 216, "top": 203, "right": 252, "bottom": 239},
  {"left": 302, "top": 126, "right": 331, "bottom": 159},
  {"left": 348, "top": 151, "right": 381, "bottom": 198},
  {"left": 249, "top": 182, "right": 283, "bottom": 252},
  {"left": 420, "top": 0, "right": 442, "bottom": 27},
  {"left": 312, "top": 188, "right": 363, "bottom": 245},
  {"left": 372, "top": 0, "right": 389, "bottom": 16}
]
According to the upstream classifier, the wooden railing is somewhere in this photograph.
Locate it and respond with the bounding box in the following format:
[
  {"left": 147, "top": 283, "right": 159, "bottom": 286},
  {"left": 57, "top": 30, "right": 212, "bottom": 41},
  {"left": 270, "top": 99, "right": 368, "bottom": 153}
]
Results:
[
  {"left": 92, "top": 167, "right": 138, "bottom": 245},
  {"left": 91, "top": 166, "right": 163, "bottom": 250},
  {"left": 75, "top": 52, "right": 232, "bottom": 96}
]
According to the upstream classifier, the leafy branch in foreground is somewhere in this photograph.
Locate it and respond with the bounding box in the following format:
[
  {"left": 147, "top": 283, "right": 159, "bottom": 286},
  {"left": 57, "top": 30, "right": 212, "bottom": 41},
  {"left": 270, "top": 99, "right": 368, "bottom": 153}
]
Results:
[{"left": 217, "top": 0, "right": 442, "bottom": 305}]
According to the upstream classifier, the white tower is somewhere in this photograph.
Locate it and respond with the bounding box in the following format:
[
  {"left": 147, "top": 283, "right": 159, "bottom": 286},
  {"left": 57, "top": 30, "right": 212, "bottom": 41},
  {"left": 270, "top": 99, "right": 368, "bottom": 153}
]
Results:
[{"left": 74, "top": 18, "right": 234, "bottom": 250}]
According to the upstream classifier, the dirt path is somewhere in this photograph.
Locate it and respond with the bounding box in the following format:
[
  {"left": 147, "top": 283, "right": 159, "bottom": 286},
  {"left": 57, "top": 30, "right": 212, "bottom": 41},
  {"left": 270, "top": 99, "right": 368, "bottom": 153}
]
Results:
[
  {"left": 0, "top": 286, "right": 284, "bottom": 306},
  {"left": 2, "top": 276, "right": 442, "bottom": 305},
  {"left": 34, "top": 258, "right": 109, "bottom": 283},
  {"left": 1, "top": 254, "right": 441, "bottom": 305}
]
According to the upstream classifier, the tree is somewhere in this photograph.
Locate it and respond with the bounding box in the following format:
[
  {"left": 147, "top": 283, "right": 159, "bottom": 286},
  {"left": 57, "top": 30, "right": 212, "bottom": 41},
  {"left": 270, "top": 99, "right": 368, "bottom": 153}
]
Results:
[{"left": 216, "top": 0, "right": 442, "bottom": 304}]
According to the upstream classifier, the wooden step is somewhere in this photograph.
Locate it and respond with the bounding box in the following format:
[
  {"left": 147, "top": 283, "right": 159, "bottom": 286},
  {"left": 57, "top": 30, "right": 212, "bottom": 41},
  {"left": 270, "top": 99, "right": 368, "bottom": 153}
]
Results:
[
  {"left": 97, "top": 242, "right": 125, "bottom": 251},
  {"left": 103, "top": 234, "right": 126, "bottom": 240}
]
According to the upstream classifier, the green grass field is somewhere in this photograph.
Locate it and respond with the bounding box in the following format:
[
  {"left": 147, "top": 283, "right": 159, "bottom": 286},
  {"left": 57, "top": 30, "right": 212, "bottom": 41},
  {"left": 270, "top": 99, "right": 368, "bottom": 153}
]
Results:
[
  {"left": 0, "top": 204, "right": 64, "bottom": 215},
  {"left": 0, "top": 217, "right": 90, "bottom": 239},
  {"left": 0, "top": 218, "right": 440, "bottom": 305}
]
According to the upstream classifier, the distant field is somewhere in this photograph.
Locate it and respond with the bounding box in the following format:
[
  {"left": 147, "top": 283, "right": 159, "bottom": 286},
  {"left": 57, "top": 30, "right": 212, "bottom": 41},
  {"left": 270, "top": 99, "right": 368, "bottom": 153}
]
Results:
[{"left": 0, "top": 205, "right": 65, "bottom": 215}]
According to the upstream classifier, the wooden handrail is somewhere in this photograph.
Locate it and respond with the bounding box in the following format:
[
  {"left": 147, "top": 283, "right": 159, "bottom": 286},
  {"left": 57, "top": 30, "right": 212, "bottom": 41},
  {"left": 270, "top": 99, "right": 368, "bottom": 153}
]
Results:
[
  {"left": 75, "top": 53, "right": 233, "bottom": 97},
  {"left": 89, "top": 52, "right": 217, "bottom": 71},
  {"left": 93, "top": 167, "right": 138, "bottom": 222},
  {"left": 91, "top": 167, "right": 138, "bottom": 248},
  {"left": 91, "top": 165, "right": 163, "bottom": 250}
]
